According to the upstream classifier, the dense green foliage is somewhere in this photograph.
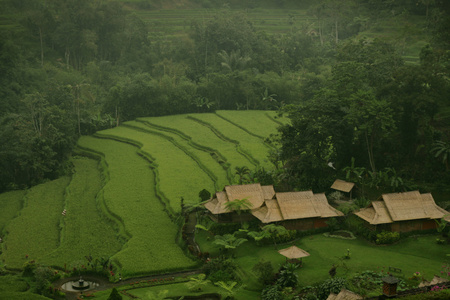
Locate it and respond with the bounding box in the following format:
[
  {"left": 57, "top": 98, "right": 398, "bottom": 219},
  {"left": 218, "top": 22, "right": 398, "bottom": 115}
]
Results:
[{"left": 1, "top": 0, "right": 448, "bottom": 192}]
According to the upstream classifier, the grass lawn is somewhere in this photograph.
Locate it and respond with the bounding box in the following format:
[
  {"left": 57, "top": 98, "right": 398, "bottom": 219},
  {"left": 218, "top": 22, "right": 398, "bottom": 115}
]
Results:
[{"left": 196, "top": 230, "right": 450, "bottom": 293}]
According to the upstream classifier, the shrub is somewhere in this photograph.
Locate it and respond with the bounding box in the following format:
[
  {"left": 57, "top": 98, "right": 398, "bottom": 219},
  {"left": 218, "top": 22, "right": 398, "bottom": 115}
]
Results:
[
  {"left": 375, "top": 231, "right": 400, "bottom": 245},
  {"left": 317, "top": 277, "right": 347, "bottom": 300},
  {"left": 261, "top": 284, "right": 284, "bottom": 300},
  {"left": 203, "top": 256, "right": 239, "bottom": 283},
  {"left": 199, "top": 189, "right": 211, "bottom": 201},
  {"left": 343, "top": 215, "right": 376, "bottom": 241},
  {"left": 107, "top": 287, "right": 122, "bottom": 300},
  {"left": 253, "top": 260, "right": 275, "bottom": 285}
]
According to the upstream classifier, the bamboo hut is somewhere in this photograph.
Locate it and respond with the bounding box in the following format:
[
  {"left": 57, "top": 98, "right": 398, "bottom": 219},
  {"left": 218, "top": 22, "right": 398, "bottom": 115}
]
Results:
[
  {"left": 354, "top": 191, "right": 450, "bottom": 232},
  {"left": 204, "top": 184, "right": 343, "bottom": 230}
]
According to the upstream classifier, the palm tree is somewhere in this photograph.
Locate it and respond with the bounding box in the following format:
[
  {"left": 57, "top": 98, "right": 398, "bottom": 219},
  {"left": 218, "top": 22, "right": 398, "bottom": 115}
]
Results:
[
  {"left": 224, "top": 198, "right": 253, "bottom": 225},
  {"left": 247, "top": 230, "right": 270, "bottom": 246},
  {"left": 215, "top": 281, "right": 238, "bottom": 299},
  {"left": 213, "top": 233, "right": 248, "bottom": 252},
  {"left": 262, "top": 224, "right": 288, "bottom": 249},
  {"left": 218, "top": 49, "right": 251, "bottom": 72},
  {"left": 235, "top": 166, "right": 250, "bottom": 184},
  {"left": 185, "top": 274, "right": 210, "bottom": 291},
  {"left": 431, "top": 140, "right": 450, "bottom": 170}
]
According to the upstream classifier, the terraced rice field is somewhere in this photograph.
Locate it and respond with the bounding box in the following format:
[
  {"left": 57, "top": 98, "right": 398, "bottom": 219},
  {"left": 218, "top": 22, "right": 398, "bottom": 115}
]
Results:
[
  {"left": 133, "top": 8, "right": 310, "bottom": 39},
  {"left": 0, "top": 111, "right": 282, "bottom": 276}
]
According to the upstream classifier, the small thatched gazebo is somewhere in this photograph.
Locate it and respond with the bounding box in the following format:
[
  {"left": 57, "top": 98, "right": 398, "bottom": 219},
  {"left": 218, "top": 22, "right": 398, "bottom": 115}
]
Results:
[
  {"left": 278, "top": 245, "right": 310, "bottom": 265},
  {"left": 331, "top": 179, "right": 355, "bottom": 199}
]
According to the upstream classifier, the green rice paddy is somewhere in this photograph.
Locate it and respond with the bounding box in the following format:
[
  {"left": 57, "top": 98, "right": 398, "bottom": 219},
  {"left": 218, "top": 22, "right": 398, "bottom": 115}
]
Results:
[
  {"left": 1, "top": 177, "right": 70, "bottom": 269},
  {"left": 0, "top": 111, "right": 280, "bottom": 276}
]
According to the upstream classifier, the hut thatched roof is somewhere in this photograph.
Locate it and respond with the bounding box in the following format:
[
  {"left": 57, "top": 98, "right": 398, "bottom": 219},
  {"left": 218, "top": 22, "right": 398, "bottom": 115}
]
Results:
[
  {"left": 225, "top": 183, "right": 265, "bottom": 209},
  {"left": 355, "top": 191, "right": 450, "bottom": 224},
  {"left": 331, "top": 179, "right": 355, "bottom": 193},
  {"left": 205, "top": 184, "right": 343, "bottom": 224},
  {"left": 278, "top": 245, "right": 310, "bottom": 259},
  {"left": 262, "top": 185, "right": 276, "bottom": 200},
  {"left": 354, "top": 201, "right": 393, "bottom": 225},
  {"left": 252, "top": 199, "right": 284, "bottom": 223},
  {"left": 204, "top": 183, "right": 268, "bottom": 215},
  {"left": 327, "top": 289, "right": 363, "bottom": 300},
  {"left": 204, "top": 191, "right": 229, "bottom": 214},
  {"left": 276, "top": 191, "right": 321, "bottom": 220},
  {"left": 314, "top": 193, "right": 344, "bottom": 217}
]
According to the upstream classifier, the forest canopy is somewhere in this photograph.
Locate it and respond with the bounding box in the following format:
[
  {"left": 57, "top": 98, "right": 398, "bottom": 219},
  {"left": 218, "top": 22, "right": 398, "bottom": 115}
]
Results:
[{"left": 0, "top": 0, "right": 449, "bottom": 192}]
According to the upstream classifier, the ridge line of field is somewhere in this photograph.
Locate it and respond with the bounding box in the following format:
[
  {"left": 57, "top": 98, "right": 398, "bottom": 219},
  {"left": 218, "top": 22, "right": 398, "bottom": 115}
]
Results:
[
  {"left": 135, "top": 119, "right": 234, "bottom": 185},
  {"left": 214, "top": 112, "right": 276, "bottom": 151},
  {"left": 92, "top": 132, "right": 176, "bottom": 218},
  {"left": 74, "top": 144, "right": 132, "bottom": 241},
  {"left": 186, "top": 115, "right": 260, "bottom": 167},
  {"left": 264, "top": 111, "right": 285, "bottom": 127},
  {"left": 121, "top": 122, "right": 221, "bottom": 191}
]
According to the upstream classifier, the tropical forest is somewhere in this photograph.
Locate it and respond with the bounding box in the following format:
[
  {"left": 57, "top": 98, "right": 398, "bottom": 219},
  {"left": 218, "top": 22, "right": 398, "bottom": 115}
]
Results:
[{"left": 0, "top": 0, "right": 449, "bottom": 299}]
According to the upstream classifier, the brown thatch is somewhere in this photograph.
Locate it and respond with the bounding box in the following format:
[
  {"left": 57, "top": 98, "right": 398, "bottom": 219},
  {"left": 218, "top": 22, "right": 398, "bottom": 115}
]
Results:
[
  {"left": 204, "top": 183, "right": 266, "bottom": 215},
  {"left": 205, "top": 184, "right": 343, "bottom": 225},
  {"left": 278, "top": 245, "right": 310, "bottom": 259},
  {"left": 204, "top": 191, "right": 229, "bottom": 214},
  {"left": 383, "top": 191, "right": 426, "bottom": 221},
  {"left": 327, "top": 289, "right": 363, "bottom": 300},
  {"left": 331, "top": 179, "right": 355, "bottom": 193},
  {"left": 355, "top": 191, "right": 450, "bottom": 225},
  {"left": 252, "top": 199, "right": 283, "bottom": 223},
  {"left": 314, "top": 193, "right": 344, "bottom": 217},
  {"left": 354, "top": 201, "right": 393, "bottom": 225},
  {"left": 277, "top": 191, "right": 320, "bottom": 220},
  {"left": 262, "top": 185, "right": 276, "bottom": 200},
  {"left": 224, "top": 183, "right": 264, "bottom": 209}
]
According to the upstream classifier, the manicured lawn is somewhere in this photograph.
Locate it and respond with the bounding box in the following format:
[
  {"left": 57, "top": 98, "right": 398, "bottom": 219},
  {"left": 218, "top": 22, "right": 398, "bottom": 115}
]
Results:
[{"left": 196, "top": 230, "right": 450, "bottom": 290}]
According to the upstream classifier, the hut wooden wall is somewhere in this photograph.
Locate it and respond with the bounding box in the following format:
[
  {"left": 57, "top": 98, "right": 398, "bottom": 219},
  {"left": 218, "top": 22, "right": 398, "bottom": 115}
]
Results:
[
  {"left": 391, "top": 220, "right": 436, "bottom": 232},
  {"left": 281, "top": 218, "right": 330, "bottom": 230}
]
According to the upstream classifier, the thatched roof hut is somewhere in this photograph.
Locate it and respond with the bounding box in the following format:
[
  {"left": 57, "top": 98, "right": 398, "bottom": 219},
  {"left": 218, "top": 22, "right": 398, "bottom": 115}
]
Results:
[
  {"left": 354, "top": 191, "right": 450, "bottom": 231},
  {"left": 204, "top": 184, "right": 343, "bottom": 228},
  {"left": 252, "top": 191, "right": 343, "bottom": 224}
]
